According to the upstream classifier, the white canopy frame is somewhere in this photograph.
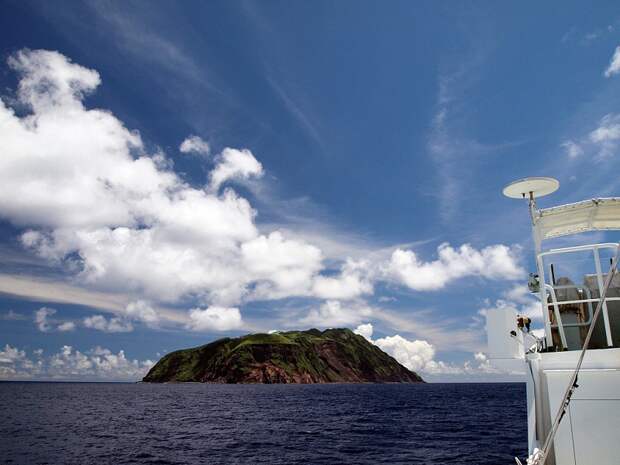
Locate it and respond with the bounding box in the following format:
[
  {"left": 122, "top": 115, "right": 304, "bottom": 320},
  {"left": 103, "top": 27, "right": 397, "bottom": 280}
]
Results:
[
  {"left": 529, "top": 198, "right": 620, "bottom": 348},
  {"left": 532, "top": 198, "right": 620, "bottom": 249}
]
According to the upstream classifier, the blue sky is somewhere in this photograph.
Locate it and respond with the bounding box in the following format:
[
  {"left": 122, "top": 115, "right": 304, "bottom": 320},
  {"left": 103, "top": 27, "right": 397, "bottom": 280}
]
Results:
[{"left": 1, "top": 1, "right": 620, "bottom": 381}]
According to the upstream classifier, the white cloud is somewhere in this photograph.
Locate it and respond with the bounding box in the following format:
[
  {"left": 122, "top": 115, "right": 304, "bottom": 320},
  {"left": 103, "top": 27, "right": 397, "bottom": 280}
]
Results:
[
  {"left": 0, "top": 49, "right": 324, "bottom": 308},
  {"left": 374, "top": 334, "right": 436, "bottom": 372},
  {"left": 589, "top": 113, "right": 620, "bottom": 159},
  {"left": 0, "top": 344, "right": 39, "bottom": 379},
  {"left": 301, "top": 300, "right": 373, "bottom": 328},
  {"left": 57, "top": 321, "right": 76, "bottom": 332},
  {"left": 386, "top": 243, "right": 523, "bottom": 291},
  {"left": 179, "top": 135, "right": 210, "bottom": 155},
  {"left": 558, "top": 113, "right": 620, "bottom": 162},
  {"left": 187, "top": 306, "right": 243, "bottom": 331},
  {"left": 83, "top": 315, "right": 134, "bottom": 332},
  {"left": 312, "top": 259, "right": 373, "bottom": 300},
  {"left": 0, "top": 344, "right": 153, "bottom": 381},
  {"left": 479, "top": 284, "right": 543, "bottom": 323},
  {"left": 242, "top": 231, "right": 323, "bottom": 300},
  {"left": 353, "top": 322, "right": 501, "bottom": 376},
  {"left": 209, "top": 148, "right": 263, "bottom": 192},
  {"left": 604, "top": 45, "right": 620, "bottom": 77},
  {"left": 504, "top": 284, "right": 531, "bottom": 304},
  {"left": 590, "top": 114, "right": 620, "bottom": 142},
  {"left": 34, "top": 307, "right": 56, "bottom": 332},
  {"left": 561, "top": 140, "right": 583, "bottom": 159},
  {"left": 124, "top": 300, "right": 159, "bottom": 327},
  {"left": 353, "top": 322, "right": 374, "bottom": 341},
  {"left": 34, "top": 307, "right": 78, "bottom": 332},
  {"left": 0, "top": 344, "right": 27, "bottom": 364},
  {"left": 8, "top": 49, "right": 101, "bottom": 112}
]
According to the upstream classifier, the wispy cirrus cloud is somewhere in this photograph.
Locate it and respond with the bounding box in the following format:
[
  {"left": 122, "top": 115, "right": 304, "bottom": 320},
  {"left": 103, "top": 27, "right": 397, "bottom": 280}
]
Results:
[
  {"left": 428, "top": 46, "right": 523, "bottom": 223},
  {"left": 265, "top": 74, "right": 324, "bottom": 148}
]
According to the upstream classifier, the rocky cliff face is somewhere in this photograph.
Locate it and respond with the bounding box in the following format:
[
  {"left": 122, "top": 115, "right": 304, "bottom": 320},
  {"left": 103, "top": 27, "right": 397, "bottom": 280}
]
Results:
[{"left": 143, "top": 328, "right": 424, "bottom": 384}]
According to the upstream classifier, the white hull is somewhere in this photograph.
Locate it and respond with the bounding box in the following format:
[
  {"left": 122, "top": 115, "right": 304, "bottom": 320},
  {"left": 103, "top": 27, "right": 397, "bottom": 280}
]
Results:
[{"left": 525, "top": 348, "right": 620, "bottom": 465}]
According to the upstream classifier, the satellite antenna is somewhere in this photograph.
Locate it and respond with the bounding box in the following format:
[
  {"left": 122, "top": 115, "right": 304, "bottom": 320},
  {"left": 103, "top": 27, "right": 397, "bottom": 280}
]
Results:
[
  {"left": 503, "top": 176, "right": 559, "bottom": 224},
  {"left": 503, "top": 177, "right": 559, "bottom": 200}
]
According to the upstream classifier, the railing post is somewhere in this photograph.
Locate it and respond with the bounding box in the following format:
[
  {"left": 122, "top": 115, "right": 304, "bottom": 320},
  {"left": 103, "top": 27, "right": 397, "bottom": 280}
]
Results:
[
  {"left": 593, "top": 247, "right": 614, "bottom": 347},
  {"left": 545, "top": 284, "right": 568, "bottom": 349},
  {"left": 537, "top": 254, "right": 554, "bottom": 347}
]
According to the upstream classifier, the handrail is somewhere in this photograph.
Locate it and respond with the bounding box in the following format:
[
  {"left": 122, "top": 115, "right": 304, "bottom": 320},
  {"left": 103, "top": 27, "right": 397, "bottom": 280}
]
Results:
[
  {"left": 546, "top": 286, "right": 594, "bottom": 328},
  {"left": 545, "top": 296, "right": 620, "bottom": 307},
  {"left": 540, "top": 242, "right": 618, "bottom": 257}
]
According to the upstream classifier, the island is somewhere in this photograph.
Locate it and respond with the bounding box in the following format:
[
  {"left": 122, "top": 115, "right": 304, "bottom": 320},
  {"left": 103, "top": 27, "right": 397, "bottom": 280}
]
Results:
[{"left": 143, "top": 328, "right": 424, "bottom": 383}]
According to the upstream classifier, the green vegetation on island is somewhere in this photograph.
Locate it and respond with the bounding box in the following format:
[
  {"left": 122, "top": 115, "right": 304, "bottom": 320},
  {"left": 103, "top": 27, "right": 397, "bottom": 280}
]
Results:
[{"left": 143, "top": 328, "right": 424, "bottom": 384}]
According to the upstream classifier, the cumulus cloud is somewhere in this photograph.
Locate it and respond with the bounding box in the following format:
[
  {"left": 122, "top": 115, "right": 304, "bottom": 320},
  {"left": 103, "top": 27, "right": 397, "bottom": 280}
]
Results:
[
  {"left": 374, "top": 334, "right": 436, "bottom": 372},
  {"left": 34, "top": 307, "right": 79, "bottom": 332},
  {"left": 301, "top": 300, "right": 373, "bottom": 327},
  {"left": 242, "top": 231, "right": 323, "bottom": 300},
  {"left": 187, "top": 306, "right": 243, "bottom": 331},
  {"left": 0, "top": 49, "right": 322, "bottom": 307},
  {"left": 353, "top": 322, "right": 373, "bottom": 341},
  {"left": 34, "top": 307, "right": 56, "bottom": 332},
  {"left": 0, "top": 344, "right": 152, "bottom": 381},
  {"left": 57, "top": 321, "right": 76, "bottom": 332},
  {"left": 179, "top": 135, "right": 210, "bottom": 155},
  {"left": 9, "top": 48, "right": 101, "bottom": 112},
  {"left": 124, "top": 300, "right": 159, "bottom": 327},
  {"left": 209, "top": 148, "right": 263, "bottom": 192},
  {"left": 0, "top": 344, "right": 40, "bottom": 378},
  {"left": 83, "top": 315, "right": 134, "bottom": 332},
  {"left": 386, "top": 243, "right": 523, "bottom": 291},
  {"left": 312, "top": 259, "right": 373, "bottom": 300},
  {"left": 604, "top": 45, "right": 620, "bottom": 77},
  {"left": 353, "top": 323, "right": 501, "bottom": 376},
  {"left": 0, "top": 344, "right": 28, "bottom": 364},
  {"left": 352, "top": 322, "right": 441, "bottom": 372}
]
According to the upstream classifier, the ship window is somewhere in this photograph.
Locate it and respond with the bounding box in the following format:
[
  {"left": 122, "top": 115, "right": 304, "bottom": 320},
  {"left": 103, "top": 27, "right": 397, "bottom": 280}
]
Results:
[{"left": 541, "top": 247, "right": 620, "bottom": 350}]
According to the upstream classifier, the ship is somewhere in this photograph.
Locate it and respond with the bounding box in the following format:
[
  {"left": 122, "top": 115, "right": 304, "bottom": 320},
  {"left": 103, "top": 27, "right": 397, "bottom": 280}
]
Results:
[{"left": 487, "top": 177, "right": 620, "bottom": 465}]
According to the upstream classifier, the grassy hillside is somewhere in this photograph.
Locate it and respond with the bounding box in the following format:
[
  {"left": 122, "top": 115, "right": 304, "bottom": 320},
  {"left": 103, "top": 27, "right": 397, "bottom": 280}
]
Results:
[{"left": 143, "top": 328, "right": 423, "bottom": 384}]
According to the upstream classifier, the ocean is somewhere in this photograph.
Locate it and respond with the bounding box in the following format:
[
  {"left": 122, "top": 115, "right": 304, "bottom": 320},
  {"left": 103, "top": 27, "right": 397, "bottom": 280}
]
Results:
[{"left": 1, "top": 382, "right": 526, "bottom": 464}]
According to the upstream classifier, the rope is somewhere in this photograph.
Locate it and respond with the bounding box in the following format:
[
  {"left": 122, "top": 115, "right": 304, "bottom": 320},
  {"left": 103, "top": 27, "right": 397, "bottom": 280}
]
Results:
[{"left": 517, "top": 242, "right": 620, "bottom": 465}]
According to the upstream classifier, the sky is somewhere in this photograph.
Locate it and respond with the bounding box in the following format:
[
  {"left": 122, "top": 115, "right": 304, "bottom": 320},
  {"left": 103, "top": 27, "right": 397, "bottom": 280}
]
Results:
[{"left": 1, "top": 1, "right": 620, "bottom": 382}]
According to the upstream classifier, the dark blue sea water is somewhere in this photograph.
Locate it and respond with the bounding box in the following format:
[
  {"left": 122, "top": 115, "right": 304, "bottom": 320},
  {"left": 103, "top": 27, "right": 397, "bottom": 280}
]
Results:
[{"left": 0, "top": 382, "right": 526, "bottom": 465}]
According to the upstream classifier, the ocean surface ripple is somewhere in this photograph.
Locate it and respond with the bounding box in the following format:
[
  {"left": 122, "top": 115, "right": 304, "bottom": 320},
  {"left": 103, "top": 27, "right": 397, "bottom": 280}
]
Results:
[{"left": 0, "top": 382, "right": 526, "bottom": 464}]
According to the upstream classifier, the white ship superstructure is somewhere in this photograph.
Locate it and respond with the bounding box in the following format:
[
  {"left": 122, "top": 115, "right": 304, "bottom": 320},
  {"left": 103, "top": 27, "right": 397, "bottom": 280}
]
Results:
[{"left": 487, "top": 178, "right": 620, "bottom": 465}]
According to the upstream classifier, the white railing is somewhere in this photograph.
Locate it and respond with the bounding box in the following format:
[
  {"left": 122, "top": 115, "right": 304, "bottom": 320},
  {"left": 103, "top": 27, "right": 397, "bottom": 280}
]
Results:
[{"left": 536, "top": 243, "right": 618, "bottom": 348}]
